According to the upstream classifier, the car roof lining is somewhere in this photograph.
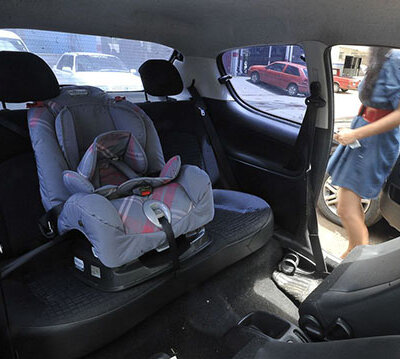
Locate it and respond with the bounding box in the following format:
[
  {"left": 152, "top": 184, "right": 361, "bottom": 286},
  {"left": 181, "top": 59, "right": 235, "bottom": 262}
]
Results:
[{"left": 2, "top": 0, "right": 400, "bottom": 57}]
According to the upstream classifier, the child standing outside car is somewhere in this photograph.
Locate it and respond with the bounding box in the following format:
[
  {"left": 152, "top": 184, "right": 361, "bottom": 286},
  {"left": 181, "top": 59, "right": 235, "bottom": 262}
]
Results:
[{"left": 328, "top": 47, "right": 400, "bottom": 259}]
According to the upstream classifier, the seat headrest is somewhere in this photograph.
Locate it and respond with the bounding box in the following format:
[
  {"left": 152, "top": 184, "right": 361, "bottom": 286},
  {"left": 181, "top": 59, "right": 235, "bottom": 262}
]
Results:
[
  {"left": 139, "top": 59, "right": 183, "bottom": 96},
  {"left": 0, "top": 51, "right": 60, "bottom": 103}
]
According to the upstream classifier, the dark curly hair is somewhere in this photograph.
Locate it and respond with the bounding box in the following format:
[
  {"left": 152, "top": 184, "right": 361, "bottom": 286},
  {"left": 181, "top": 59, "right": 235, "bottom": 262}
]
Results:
[{"left": 359, "top": 47, "right": 392, "bottom": 104}]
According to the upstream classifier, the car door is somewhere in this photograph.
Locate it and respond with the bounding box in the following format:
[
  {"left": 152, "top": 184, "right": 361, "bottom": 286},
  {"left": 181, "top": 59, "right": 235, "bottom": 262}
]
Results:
[
  {"left": 380, "top": 153, "right": 400, "bottom": 231},
  {"left": 262, "top": 63, "right": 285, "bottom": 88},
  {"left": 216, "top": 44, "right": 330, "bottom": 246},
  {"left": 283, "top": 65, "right": 301, "bottom": 89}
]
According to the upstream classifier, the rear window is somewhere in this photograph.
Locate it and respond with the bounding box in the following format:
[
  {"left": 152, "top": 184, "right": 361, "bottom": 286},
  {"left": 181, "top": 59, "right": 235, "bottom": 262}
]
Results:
[
  {"left": 221, "top": 44, "right": 309, "bottom": 124},
  {"left": 3, "top": 28, "right": 173, "bottom": 95}
]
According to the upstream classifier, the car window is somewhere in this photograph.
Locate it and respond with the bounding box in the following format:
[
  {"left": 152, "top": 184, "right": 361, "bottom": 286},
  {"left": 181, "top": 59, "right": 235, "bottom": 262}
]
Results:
[
  {"left": 3, "top": 28, "right": 173, "bottom": 98},
  {"left": 0, "top": 38, "right": 27, "bottom": 51},
  {"left": 58, "top": 55, "right": 73, "bottom": 70},
  {"left": 285, "top": 65, "right": 300, "bottom": 76},
  {"left": 221, "top": 44, "right": 309, "bottom": 124},
  {"left": 268, "top": 63, "right": 285, "bottom": 72}
]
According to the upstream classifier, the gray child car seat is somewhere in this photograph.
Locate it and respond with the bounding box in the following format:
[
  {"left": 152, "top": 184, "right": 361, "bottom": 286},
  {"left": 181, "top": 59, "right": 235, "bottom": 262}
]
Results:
[{"left": 28, "top": 69, "right": 214, "bottom": 270}]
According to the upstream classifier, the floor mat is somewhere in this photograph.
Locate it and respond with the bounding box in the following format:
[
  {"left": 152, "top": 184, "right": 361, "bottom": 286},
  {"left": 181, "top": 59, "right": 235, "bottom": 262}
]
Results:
[
  {"left": 86, "top": 239, "right": 298, "bottom": 359},
  {"left": 272, "top": 270, "right": 323, "bottom": 303}
]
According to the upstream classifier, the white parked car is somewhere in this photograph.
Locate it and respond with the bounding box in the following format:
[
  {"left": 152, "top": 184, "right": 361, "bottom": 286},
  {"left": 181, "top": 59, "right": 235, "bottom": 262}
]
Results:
[
  {"left": 0, "top": 30, "right": 29, "bottom": 52},
  {"left": 53, "top": 52, "right": 143, "bottom": 92}
]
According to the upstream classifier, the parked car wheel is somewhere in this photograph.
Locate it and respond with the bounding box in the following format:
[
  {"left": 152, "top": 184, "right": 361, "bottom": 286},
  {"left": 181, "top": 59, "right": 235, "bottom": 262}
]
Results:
[
  {"left": 250, "top": 72, "right": 260, "bottom": 83},
  {"left": 334, "top": 82, "right": 340, "bottom": 93},
  {"left": 287, "top": 83, "right": 298, "bottom": 96},
  {"left": 317, "top": 172, "right": 382, "bottom": 227}
]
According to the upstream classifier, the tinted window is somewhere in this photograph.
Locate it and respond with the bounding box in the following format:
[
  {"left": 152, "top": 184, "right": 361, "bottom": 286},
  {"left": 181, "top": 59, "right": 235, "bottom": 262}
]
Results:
[
  {"left": 285, "top": 65, "right": 300, "bottom": 76},
  {"left": 221, "top": 44, "right": 308, "bottom": 124},
  {"left": 268, "top": 63, "right": 285, "bottom": 72}
]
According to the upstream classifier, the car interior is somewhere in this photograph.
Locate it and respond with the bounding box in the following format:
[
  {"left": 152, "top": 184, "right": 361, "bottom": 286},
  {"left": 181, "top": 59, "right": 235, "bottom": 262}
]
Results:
[{"left": 1, "top": 1, "right": 400, "bottom": 359}]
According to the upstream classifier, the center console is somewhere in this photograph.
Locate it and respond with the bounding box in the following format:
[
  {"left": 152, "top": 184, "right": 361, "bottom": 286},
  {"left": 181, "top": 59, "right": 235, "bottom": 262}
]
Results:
[{"left": 224, "top": 311, "right": 308, "bottom": 355}]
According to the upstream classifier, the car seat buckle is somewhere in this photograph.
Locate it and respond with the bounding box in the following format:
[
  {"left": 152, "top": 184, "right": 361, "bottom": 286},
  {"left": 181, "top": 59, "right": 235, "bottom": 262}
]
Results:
[
  {"left": 143, "top": 200, "right": 172, "bottom": 228},
  {"left": 39, "top": 220, "right": 55, "bottom": 239},
  {"left": 114, "top": 96, "right": 126, "bottom": 102},
  {"left": 133, "top": 185, "right": 153, "bottom": 197}
]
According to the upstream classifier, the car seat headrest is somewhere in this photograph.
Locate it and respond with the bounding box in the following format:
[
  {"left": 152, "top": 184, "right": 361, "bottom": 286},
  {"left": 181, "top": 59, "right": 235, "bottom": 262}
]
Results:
[
  {"left": 139, "top": 59, "right": 183, "bottom": 96},
  {"left": 0, "top": 51, "right": 60, "bottom": 103}
]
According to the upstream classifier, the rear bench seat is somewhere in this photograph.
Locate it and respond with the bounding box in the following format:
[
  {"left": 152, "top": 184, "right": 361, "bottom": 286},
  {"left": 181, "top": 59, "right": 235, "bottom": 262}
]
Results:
[{"left": 0, "top": 54, "right": 274, "bottom": 359}]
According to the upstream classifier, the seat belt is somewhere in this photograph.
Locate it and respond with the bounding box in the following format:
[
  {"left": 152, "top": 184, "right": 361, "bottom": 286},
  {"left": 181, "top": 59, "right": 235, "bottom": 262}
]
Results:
[
  {"left": 188, "top": 83, "right": 240, "bottom": 191},
  {"left": 296, "top": 82, "right": 328, "bottom": 277},
  {"left": 0, "top": 235, "right": 67, "bottom": 279},
  {"left": 1, "top": 204, "right": 67, "bottom": 279},
  {"left": 0, "top": 111, "right": 29, "bottom": 139}
]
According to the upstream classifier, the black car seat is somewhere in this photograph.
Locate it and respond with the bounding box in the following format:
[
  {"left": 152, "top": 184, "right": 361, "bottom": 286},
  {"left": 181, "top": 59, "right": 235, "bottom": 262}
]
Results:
[
  {"left": 0, "top": 51, "right": 274, "bottom": 359},
  {"left": 299, "top": 237, "right": 400, "bottom": 340},
  {"left": 232, "top": 336, "right": 400, "bottom": 359}
]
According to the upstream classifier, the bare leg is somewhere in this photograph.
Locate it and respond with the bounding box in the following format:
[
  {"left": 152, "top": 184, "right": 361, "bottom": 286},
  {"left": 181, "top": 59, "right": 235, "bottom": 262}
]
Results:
[{"left": 336, "top": 187, "right": 369, "bottom": 259}]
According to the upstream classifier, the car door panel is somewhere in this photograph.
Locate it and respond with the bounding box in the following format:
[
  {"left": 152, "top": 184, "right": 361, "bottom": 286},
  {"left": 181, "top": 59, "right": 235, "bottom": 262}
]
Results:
[{"left": 206, "top": 98, "right": 308, "bottom": 234}]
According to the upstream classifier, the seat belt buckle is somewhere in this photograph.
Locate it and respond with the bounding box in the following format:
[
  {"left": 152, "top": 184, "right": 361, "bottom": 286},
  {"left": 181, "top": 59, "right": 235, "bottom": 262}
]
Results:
[
  {"left": 197, "top": 106, "right": 206, "bottom": 117},
  {"left": 133, "top": 185, "right": 152, "bottom": 197},
  {"left": 39, "top": 220, "right": 56, "bottom": 239}
]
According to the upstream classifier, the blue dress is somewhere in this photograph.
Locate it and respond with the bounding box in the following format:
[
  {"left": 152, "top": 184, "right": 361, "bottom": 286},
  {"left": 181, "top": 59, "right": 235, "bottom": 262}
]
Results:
[{"left": 327, "top": 50, "right": 400, "bottom": 199}]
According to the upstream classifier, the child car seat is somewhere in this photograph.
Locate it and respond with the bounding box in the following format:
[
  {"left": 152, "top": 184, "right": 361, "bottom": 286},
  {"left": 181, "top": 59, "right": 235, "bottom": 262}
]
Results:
[{"left": 23, "top": 54, "right": 214, "bottom": 289}]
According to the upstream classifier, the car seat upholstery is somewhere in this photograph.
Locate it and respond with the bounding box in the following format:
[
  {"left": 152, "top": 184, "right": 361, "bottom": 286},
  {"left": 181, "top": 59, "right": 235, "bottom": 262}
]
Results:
[
  {"left": 19, "top": 54, "right": 214, "bottom": 268},
  {"left": 138, "top": 59, "right": 221, "bottom": 186}
]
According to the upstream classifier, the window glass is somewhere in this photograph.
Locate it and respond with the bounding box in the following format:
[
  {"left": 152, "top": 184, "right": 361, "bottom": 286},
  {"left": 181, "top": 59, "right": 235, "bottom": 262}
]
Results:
[
  {"left": 268, "top": 63, "right": 285, "bottom": 72},
  {"left": 3, "top": 28, "right": 173, "bottom": 93},
  {"left": 58, "top": 55, "right": 73, "bottom": 70},
  {"left": 221, "top": 45, "right": 309, "bottom": 124},
  {"left": 285, "top": 65, "right": 300, "bottom": 76}
]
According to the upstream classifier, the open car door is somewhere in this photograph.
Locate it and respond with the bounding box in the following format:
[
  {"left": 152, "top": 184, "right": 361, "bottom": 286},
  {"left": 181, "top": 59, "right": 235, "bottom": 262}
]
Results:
[{"left": 380, "top": 153, "right": 400, "bottom": 231}]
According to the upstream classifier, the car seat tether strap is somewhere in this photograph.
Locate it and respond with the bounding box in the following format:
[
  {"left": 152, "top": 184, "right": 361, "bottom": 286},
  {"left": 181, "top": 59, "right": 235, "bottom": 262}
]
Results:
[{"left": 160, "top": 217, "right": 180, "bottom": 270}]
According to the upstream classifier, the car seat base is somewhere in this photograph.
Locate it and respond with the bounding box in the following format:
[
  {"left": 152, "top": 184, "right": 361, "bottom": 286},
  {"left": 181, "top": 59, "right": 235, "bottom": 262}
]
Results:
[{"left": 72, "top": 227, "right": 211, "bottom": 291}]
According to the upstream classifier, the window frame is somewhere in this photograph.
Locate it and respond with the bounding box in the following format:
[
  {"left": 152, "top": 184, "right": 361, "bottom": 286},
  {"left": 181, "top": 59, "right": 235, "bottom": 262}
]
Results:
[{"left": 216, "top": 47, "right": 308, "bottom": 126}]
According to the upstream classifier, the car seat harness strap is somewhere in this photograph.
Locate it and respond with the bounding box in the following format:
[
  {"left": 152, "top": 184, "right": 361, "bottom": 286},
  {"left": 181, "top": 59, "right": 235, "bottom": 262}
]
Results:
[{"left": 143, "top": 200, "right": 179, "bottom": 269}]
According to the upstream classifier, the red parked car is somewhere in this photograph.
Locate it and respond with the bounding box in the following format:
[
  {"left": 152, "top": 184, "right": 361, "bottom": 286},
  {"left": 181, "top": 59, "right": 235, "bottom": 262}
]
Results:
[
  {"left": 332, "top": 68, "right": 361, "bottom": 93},
  {"left": 248, "top": 61, "right": 309, "bottom": 96}
]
